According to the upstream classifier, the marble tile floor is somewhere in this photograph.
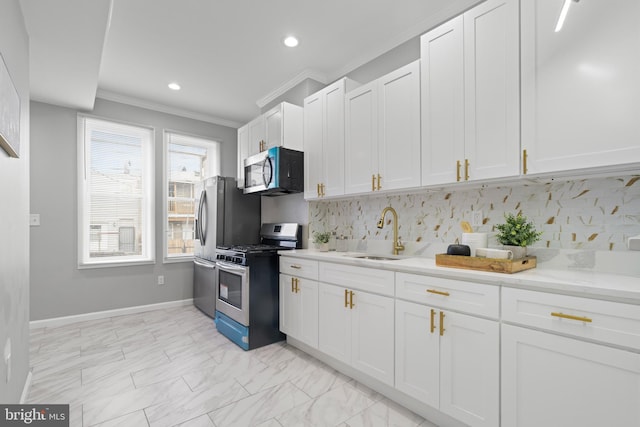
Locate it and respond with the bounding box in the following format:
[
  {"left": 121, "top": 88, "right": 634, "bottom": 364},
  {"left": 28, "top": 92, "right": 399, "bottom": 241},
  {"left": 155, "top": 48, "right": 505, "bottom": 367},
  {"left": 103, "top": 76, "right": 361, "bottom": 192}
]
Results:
[{"left": 28, "top": 305, "right": 438, "bottom": 427}]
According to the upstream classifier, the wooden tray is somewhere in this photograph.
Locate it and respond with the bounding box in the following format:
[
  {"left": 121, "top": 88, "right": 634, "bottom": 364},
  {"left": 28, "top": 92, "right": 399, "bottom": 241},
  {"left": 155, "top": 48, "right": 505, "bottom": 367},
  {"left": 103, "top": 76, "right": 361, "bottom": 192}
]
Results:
[{"left": 435, "top": 254, "right": 536, "bottom": 274}]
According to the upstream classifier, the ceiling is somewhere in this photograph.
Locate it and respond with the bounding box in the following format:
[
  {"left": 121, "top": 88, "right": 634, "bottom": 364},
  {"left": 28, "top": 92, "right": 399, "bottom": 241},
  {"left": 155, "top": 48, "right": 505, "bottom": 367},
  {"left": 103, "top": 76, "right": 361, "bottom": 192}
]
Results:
[{"left": 20, "top": 0, "right": 478, "bottom": 128}]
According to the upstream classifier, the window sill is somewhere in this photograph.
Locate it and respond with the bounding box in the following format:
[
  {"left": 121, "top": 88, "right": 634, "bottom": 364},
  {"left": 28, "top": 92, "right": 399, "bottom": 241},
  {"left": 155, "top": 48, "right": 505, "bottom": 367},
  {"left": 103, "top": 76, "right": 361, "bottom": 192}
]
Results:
[{"left": 78, "top": 259, "right": 156, "bottom": 270}]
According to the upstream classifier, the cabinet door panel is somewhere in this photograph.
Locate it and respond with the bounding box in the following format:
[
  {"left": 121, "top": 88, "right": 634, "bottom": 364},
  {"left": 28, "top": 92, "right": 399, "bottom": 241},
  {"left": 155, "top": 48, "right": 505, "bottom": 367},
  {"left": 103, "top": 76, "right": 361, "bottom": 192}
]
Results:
[
  {"left": 521, "top": 0, "right": 640, "bottom": 174},
  {"left": 318, "top": 283, "right": 351, "bottom": 365},
  {"left": 395, "top": 300, "right": 439, "bottom": 407},
  {"left": 279, "top": 274, "right": 298, "bottom": 337},
  {"left": 247, "top": 116, "right": 265, "bottom": 156},
  {"left": 303, "top": 94, "right": 323, "bottom": 199},
  {"left": 345, "top": 83, "right": 378, "bottom": 194},
  {"left": 351, "top": 291, "right": 394, "bottom": 386},
  {"left": 378, "top": 60, "right": 421, "bottom": 191},
  {"left": 502, "top": 324, "right": 640, "bottom": 427},
  {"left": 324, "top": 82, "right": 346, "bottom": 197},
  {"left": 421, "top": 16, "right": 465, "bottom": 186},
  {"left": 440, "top": 311, "right": 499, "bottom": 427},
  {"left": 264, "top": 105, "right": 283, "bottom": 150},
  {"left": 299, "top": 279, "right": 319, "bottom": 349},
  {"left": 237, "top": 125, "right": 249, "bottom": 189},
  {"left": 464, "top": 0, "right": 520, "bottom": 181}
]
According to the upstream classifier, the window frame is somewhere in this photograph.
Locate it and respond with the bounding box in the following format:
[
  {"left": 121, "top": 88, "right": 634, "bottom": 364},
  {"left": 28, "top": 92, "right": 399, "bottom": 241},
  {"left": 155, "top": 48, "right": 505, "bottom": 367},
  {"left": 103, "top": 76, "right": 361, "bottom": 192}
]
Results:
[
  {"left": 77, "top": 114, "right": 156, "bottom": 268},
  {"left": 162, "top": 130, "right": 221, "bottom": 263}
]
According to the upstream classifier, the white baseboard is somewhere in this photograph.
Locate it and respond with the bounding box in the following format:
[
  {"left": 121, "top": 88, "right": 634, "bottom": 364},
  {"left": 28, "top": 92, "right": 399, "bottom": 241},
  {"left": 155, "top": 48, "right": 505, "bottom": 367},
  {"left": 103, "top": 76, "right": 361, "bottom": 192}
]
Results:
[
  {"left": 20, "top": 370, "right": 33, "bottom": 404},
  {"left": 29, "top": 299, "right": 194, "bottom": 330}
]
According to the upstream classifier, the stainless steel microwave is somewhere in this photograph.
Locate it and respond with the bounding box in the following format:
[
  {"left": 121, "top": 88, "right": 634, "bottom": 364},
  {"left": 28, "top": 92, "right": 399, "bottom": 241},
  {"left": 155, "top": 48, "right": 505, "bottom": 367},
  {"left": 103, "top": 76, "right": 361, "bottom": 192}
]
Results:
[{"left": 243, "top": 146, "right": 304, "bottom": 195}]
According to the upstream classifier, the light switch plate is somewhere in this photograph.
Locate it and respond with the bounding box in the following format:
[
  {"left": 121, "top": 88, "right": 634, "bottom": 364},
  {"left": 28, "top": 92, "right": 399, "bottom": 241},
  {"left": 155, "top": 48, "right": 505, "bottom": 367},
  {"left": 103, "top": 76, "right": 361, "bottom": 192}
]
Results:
[{"left": 628, "top": 235, "right": 640, "bottom": 250}]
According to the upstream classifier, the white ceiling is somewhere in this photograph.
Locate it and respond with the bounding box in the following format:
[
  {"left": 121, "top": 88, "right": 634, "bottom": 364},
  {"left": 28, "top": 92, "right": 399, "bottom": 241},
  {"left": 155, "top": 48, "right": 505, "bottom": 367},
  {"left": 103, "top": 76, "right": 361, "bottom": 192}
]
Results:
[{"left": 20, "top": 0, "right": 479, "bottom": 128}]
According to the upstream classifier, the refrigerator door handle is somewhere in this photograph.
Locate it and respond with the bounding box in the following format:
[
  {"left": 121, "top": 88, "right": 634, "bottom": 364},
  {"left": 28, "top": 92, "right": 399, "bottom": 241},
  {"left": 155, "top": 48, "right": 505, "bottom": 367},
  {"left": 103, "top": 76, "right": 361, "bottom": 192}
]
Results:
[{"left": 197, "top": 189, "right": 207, "bottom": 245}]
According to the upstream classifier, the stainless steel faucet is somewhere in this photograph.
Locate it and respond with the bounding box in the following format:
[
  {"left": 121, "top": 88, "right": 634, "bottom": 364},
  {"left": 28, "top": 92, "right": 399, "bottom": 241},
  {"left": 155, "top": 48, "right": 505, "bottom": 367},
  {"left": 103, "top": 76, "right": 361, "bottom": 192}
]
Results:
[{"left": 377, "top": 206, "right": 405, "bottom": 255}]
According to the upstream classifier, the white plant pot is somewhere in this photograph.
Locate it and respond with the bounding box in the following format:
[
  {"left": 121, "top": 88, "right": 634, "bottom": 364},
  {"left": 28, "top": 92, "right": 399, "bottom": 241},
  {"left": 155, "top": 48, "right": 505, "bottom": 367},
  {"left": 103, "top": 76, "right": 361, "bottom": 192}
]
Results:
[
  {"left": 315, "top": 242, "right": 329, "bottom": 252},
  {"left": 503, "top": 245, "right": 527, "bottom": 260}
]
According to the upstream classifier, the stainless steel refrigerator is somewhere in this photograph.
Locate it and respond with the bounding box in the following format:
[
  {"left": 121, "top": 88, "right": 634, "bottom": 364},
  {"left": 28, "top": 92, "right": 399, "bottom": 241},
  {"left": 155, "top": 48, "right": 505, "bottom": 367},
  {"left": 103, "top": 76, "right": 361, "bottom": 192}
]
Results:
[{"left": 193, "top": 176, "right": 261, "bottom": 317}]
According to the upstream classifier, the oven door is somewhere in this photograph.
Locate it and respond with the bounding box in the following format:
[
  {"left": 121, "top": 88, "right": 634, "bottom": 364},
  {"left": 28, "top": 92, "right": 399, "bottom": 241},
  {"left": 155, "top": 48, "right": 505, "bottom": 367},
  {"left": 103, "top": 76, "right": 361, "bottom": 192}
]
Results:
[{"left": 215, "top": 261, "right": 250, "bottom": 326}]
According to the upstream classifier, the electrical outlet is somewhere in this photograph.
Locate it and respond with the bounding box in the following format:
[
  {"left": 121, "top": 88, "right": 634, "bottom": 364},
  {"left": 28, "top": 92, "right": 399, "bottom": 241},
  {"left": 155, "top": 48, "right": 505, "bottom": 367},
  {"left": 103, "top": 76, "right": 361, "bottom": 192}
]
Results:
[
  {"left": 158, "top": 275, "right": 165, "bottom": 285},
  {"left": 30, "top": 214, "right": 40, "bottom": 226},
  {"left": 472, "top": 210, "right": 483, "bottom": 227}
]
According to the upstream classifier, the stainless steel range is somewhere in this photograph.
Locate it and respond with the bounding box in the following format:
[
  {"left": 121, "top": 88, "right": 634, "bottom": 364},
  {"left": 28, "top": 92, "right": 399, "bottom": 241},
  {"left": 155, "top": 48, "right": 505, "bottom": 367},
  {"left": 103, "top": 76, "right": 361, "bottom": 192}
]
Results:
[{"left": 214, "top": 223, "right": 301, "bottom": 350}]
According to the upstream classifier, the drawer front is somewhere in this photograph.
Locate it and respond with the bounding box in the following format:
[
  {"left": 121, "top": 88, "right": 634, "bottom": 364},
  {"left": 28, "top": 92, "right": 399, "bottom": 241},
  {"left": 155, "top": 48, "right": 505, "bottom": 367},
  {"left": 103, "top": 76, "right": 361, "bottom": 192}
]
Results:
[
  {"left": 395, "top": 272, "right": 499, "bottom": 319},
  {"left": 279, "top": 257, "right": 319, "bottom": 280},
  {"left": 502, "top": 287, "right": 640, "bottom": 350},
  {"left": 319, "top": 262, "right": 394, "bottom": 296}
]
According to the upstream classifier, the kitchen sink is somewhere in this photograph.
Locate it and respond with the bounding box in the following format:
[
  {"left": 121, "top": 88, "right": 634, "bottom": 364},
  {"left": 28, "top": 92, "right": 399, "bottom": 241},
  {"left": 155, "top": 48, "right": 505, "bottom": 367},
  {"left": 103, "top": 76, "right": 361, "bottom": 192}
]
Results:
[{"left": 350, "top": 255, "right": 403, "bottom": 261}]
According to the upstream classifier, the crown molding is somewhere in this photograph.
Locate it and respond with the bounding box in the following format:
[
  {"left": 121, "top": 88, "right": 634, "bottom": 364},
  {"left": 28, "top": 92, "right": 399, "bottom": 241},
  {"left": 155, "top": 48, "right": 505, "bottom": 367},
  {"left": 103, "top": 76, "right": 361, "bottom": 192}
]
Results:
[
  {"left": 255, "top": 68, "right": 328, "bottom": 109},
  {"left": 96, "top": 89, "right": 242, "bottom": 128},
  {"left": 330, "top": 0, "right": 481, "bottom": 82}
]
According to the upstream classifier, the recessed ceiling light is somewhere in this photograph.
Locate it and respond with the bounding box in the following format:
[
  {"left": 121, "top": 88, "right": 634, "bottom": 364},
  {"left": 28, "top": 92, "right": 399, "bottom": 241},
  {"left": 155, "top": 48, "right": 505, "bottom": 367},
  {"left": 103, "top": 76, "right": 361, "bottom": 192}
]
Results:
[
  {"left": 168, "top": 82, "right": 181, "bottom": 91},
  {"left": 284, "top": 36, "right": 299, "bottom": 47}
]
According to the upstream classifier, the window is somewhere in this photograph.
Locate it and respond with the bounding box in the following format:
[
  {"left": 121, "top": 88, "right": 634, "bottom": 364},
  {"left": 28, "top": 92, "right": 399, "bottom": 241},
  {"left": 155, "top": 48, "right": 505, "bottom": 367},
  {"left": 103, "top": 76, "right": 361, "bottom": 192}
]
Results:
[
  {"left": 78, "top": 116, "right": 154, "bottom": 267},
  {"left": 164, "top": 131, "right": 220, "bottom": 260}
]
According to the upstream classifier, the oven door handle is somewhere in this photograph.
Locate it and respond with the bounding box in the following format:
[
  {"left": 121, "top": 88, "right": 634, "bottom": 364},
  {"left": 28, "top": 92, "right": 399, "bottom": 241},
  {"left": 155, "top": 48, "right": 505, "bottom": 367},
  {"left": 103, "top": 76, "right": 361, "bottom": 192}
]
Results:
[{"left": 216, "top": 261, "right": 248, "bottom": 274}]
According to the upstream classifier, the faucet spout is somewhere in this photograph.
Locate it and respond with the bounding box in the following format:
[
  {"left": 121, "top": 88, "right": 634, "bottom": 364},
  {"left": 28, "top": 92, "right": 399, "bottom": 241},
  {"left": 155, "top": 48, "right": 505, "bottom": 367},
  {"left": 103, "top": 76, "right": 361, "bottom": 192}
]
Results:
[{"left": 378, "top": 206, "right": 405, "bottom": 255}]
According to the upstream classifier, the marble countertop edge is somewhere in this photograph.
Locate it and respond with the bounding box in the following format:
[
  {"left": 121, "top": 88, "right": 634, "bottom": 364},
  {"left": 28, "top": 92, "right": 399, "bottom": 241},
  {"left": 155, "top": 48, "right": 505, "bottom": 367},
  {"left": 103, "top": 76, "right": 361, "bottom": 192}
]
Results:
[{"left": 279, "top": 249, "right": 640, "bottom": 305}]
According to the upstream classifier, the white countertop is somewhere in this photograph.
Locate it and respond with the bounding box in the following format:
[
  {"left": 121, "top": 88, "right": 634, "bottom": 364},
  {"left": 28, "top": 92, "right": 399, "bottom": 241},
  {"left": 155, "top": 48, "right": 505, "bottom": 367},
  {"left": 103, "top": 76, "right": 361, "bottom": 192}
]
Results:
[{"left": 279, "top": 249, "right": 640, "bottom": 305}]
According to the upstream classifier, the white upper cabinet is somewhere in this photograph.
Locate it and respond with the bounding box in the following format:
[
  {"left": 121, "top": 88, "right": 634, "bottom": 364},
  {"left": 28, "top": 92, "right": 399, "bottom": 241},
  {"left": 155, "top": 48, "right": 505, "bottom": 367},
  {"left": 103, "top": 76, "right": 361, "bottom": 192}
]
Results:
[
  {"left": 245, "top": 102, "right": 303, "bottom": 157},
  {"left": 264, "top": 102, "right": 303, "bottom": 152},
  {"left": 304, "top": 78, "right": 357, "bottom": 200},
  {"left": 521, "top": 0, "right": 640, "bottom": 175},
  {"left": 421, "top": 0, "right": 520, "bottom": 185},
  {"left": 236, "top": 124, "right": 249, "bottom": 188},
  {"left": 421, "top": 16, "right": 464, "bottom": 185},
  {"left": 345, "top": 60, "right": 421, "bottom": 195},
  {"left": 246, "top": 115, "right": 266, "bottom": 157}
]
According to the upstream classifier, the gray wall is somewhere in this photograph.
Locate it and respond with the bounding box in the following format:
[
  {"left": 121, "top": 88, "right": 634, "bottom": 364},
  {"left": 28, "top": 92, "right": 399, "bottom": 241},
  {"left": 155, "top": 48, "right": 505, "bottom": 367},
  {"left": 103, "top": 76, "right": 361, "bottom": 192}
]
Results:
[
  {"left": 0, "top": 0, "right": 30, "bottom": 402},
  {"left": 29, "top": 99, "right": 238, "bottom": 320}
]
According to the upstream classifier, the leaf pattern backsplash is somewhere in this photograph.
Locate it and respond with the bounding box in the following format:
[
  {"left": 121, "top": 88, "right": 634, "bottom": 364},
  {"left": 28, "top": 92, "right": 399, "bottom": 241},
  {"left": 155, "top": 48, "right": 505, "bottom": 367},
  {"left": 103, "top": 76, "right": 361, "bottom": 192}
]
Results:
[{"left": 309, "top": 175, "right": 640, "bottom": 252}]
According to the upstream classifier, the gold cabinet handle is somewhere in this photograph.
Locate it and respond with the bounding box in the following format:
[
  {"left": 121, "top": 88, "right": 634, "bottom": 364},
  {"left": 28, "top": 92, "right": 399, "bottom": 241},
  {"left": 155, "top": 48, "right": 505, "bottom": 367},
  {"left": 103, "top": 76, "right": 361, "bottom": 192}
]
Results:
[
  {"left": 344, "top": 289, "right": 349, "bottom": 308},
  {"left": 430, "top": 309, "right": 436, "bottom": 334},
  {"left": 456, "top": 160, "right": 461, "bottom": 182},
  {"left": 371, "top": 175, "right": 376, "bottom": 191},
  {"left": 427, "top": 289, "right": 450, "bottom": 297},
  {"left": 317, "top": 183, "right": 321, "bottom": 197},
  {"left": 377, "top": 174, "right": 382, "bottom": 190},
  {"left": 551, "top": 312, "right": 592, "bottom": 323},
  {"left": 349, "top": 290, "right": 355, "bottom": 309},
  {"left": 439, "top": 311, "right": 446, "bottom": 336},
  {"left": 523, "top": 149, "right": 528, "bottom": 175},
  {"left": 294, "top": 278, "right": 300, "bottom": 293},
  {"left": 464, "top": 159, "right": 470, "bottom": 181},
  {"left": 320, "top": 183, "right": 325, "bottom": 196},
  {"left": 291, "top": 277, "right": 295, "bottom": 292},
  {"left": 290, "top": 264, "right": 301, "bottom": 269}
]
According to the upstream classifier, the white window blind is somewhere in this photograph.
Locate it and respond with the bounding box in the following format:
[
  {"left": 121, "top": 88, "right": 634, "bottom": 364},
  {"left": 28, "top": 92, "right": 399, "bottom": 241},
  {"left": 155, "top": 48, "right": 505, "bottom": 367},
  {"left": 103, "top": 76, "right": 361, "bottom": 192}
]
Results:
[
  {"left": 78, "top": 116, "right": 154, "bottom": 267},
  {"left": 164, "top": 131, "right": 220, "bottom": 260}
]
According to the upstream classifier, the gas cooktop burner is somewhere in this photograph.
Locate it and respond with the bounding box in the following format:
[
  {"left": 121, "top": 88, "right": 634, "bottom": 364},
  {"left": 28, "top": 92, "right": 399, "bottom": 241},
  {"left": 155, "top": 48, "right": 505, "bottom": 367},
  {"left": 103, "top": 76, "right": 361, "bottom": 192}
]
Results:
[{"left": 232, "top": 244, "right": 285, "bottom": 253}]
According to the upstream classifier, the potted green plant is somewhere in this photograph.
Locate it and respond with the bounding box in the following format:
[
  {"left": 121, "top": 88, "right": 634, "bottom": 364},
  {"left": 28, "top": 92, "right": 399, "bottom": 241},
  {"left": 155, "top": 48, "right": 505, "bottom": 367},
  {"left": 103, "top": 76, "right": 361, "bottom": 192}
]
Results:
[
  {"left": 494, "top": 213, "right": 542, "bottom": 259},
  {"left": 312, "top": 231, "right": 331, "bottom": 252}
]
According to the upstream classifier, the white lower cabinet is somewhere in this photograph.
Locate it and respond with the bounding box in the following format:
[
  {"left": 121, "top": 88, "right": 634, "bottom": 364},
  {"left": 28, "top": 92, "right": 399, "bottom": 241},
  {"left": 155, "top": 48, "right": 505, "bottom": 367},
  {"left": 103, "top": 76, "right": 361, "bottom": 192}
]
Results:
[
  {"left": 395, "top": 299, "right": 500, "bottom": 427},
  {"left": 318, "top": 282, "right": 394, "bottom": 386},
  {"left": 502, "top": 324, "right": 640, "bottom": 427},
  {"left": 279, "top": 273, "right": 318, "bottom": 349},
  {"left": 501, "top": 287, "right": 640, "bottom": 427}
]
